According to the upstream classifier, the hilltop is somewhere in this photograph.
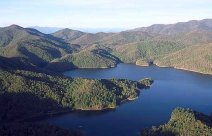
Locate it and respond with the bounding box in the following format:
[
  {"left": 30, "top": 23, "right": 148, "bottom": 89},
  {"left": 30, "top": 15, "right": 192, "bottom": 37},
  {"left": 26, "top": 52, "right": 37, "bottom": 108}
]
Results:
[
  {"left": 51, "top": 18, "right": 212, "bottom": 74},
  {"left": 141, "top": 107, "right": 212, "bottom": 136},
  {"left": 1, "top": 19, "right": 212, "bottom": 74},
  {"left": 0, "top": 19, "right": 212, "bottom": 136}
]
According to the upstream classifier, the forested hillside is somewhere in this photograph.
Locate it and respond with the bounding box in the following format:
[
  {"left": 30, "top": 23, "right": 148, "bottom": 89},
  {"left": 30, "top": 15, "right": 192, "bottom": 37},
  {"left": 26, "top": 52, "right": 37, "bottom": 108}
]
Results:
[
  {"left": 51, "top": 19, "right": 212, "bottom": 74},
  {"left": 47, "top": 47, "right": 120, "bottom": 71},
  {"left": 155, "top": 43, "right": 212, "bottom": 74},
  {"left": 0, "top": 19, "right": 212, "bottom": 136},
  {"left": 0, "top": 61, "right": 152, "bottom": 135},
  {"left": 0, "top": 25, "right": 75, "bottom": 67},
  {"left": 141, "top": 107, "right": 212, "bottom": 136},
  {"left": 133, "top": 19, "right": 212, "bottom": 35},
  {"left": 1, "top": 19, "right": 212, "bottom": 74},
  {"left": 0, "top": 67, "right": 152, "bottom": 121}
]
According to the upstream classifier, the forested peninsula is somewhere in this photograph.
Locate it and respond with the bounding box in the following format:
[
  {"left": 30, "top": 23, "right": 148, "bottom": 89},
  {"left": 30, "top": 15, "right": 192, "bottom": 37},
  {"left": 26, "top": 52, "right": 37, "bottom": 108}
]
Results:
[{"left": 1, "top": 19, "right": 212, "bottom": 136}]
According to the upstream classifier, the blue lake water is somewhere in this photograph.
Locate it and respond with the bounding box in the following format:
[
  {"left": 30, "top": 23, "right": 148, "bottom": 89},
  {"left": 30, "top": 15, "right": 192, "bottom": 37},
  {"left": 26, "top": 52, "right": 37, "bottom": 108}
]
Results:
[{"left": 43, "top": 63, "right": 212, "bottom": 136}]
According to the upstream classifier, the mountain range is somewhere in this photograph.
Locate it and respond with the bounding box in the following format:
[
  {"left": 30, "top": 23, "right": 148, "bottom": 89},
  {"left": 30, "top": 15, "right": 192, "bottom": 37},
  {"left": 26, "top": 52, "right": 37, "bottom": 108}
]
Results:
[
  {"left": 30, "top": 26, "right": 125, "bottom": 34},
  {"left": 1, "top": 19, "right": 212, "bottom": 136},
  {"left": 1, "top": 19, "right": 212, "bottom": 74}
]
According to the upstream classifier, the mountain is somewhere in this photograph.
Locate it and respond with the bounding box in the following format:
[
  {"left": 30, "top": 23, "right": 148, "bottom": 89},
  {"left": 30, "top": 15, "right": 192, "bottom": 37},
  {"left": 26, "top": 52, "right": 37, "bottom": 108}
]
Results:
[
  {"left": 52, "top": 28, "right": 85, "bottom": 43},
  {"left": 132, "top": 19, "right": 212, "bottom": 35},
  {"left": 30, "top": 26, "right": 63, "bottom": 34},
  {"left": 47, "top": 47, "right": 120, "bottom": 71},
  {"left": 113, "top": 19, "right": 212, "bottom": 74},
  {"left": 0, "top": 25, "right": 122, "bottom": 72},
  {"left": 1, "top": 20, "right": 212, "bottom": 136},
  {"left": 31, "top": 26, "right": 124, "bottom": 34},
  {"left": 112, "top": 39, "right": 186, "bottom": 63},
  {"left": 53, "top": 28, "right": 114, "bottom": 45},
  {"left": 1, "top": 19, "right": 212, "bottom": 74},
  {"left": 53, "top": 28, "right": 155, "bottom": 46},
  {"left": 0, "top": 24, "right": 155, "bottom": 136},
  {"left": 50, "top": 19, "right": 212, "bottom": 74},
  {"left": 74, "top": 27, "right": 124, "bottom": 33},
  {"left": 130, "top": 19, "right": 212, "bottom": 46},
  {"left": 0, "top": 25, "right": 76, "bottom": 68},
  {"left": 155, "top": 43, "right": 212, "bottom": 74},
  {"left": 52, "top": 19, "right": 212, "bottom": 48},
  {"left": 71, "top": 32, "right": 115, "bottom": 45},
  {"left": 99, "top": 31, "right": 155, "bottom": 46},
  {"left": 53, "top": 29, "right": 115, "bottom": 45}
]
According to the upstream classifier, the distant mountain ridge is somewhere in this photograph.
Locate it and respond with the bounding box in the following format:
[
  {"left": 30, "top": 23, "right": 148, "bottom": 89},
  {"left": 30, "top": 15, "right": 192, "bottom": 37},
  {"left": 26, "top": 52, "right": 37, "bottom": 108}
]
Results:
[
  {"left": 30, "top": 26, "right": 125, "bottom": 34},
  {"left": 0, "top": 25, "right": 75, "bottom": 68},
  {"left": 29, "top": 26, "right": 63, "bottom": 34},
  {"left": 1, "top": 19, "right": 212, "bottom": 136},
  {"left": 53, "top": 18, "right": 212, "bottom": 74},
  {"left": 131, "top": 19, "right": 212, "bottom": 35},
  {"left": 1, "top": 18, "right": 212, "bottom": 74}
]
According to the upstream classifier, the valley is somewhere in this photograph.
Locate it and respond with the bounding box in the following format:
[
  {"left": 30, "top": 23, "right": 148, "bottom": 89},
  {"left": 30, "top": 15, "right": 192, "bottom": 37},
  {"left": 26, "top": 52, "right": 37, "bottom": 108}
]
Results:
[
  {"left": 0, "top": 19, "right": 212, "bottom": 136},
  {"left": 1, "top": 19, "right": 212, "bottom": 74}
]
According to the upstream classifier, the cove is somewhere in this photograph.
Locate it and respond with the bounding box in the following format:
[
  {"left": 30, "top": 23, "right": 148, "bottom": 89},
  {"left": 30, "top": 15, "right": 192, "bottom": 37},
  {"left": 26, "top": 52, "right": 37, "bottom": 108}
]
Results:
[{"left": 42, "top": 63, "right": 212, "bottom": 136}]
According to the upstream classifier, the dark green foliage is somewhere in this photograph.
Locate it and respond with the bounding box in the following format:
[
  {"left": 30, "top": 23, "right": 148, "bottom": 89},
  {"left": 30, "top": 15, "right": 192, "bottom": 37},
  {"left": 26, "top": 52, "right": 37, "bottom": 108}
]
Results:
[
  {"left": 110, "top": 39, "right": 186, "bottom": 65},
  {"left": 0, "top": 68, "right": 150, "bottom": 121},
  {"left": 0, "top": 123, "right": 81, "bottom": 136},
  {"left": 155, "top": 43, "right": 212, "bottom": 74},
  {"left": 0, "top": 25, "right": 73, "bottom": 68},
  {"left": 141, "top": 107, "right": 212, "bottom": 136},
  {"left": 1, "top": 23, "right": 212, "bottom": 74},
  {"left": 0, "top": 67, "right": 151, "bottom": 135},
  {"left": 48, "top": 48, "right": 120, "bottom": 70},
  {"left": 52, "top": 28, "right": 85, "bottom": 43},
  {"left": 137, "top": 40, "right": 185, "bottom": 59},
  {"left": 0, "top": 92, "right": 61, "bottom": 122},
  {"left": 1, "top": 20, "right": 212, "bottom": 136}
]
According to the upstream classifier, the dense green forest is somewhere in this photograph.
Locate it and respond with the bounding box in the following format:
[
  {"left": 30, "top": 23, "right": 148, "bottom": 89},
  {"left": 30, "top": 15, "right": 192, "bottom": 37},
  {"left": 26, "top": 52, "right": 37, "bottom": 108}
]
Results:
[
  {"left": 0, "top": 123, "right": 82, "bottom": 136},
  {"left": 0, "top": 19, "right": 212, "bottom": 136},
  {"left": 47, "top": 48, "right": 120, "bottom": 71},
  {"left": 0, "top": 66, "right": 152, "bottom": 135},
  {"left": 0, "top": 67, "right": 153, "bottom": 121},
  {"left": 141, "top": 107, "right": 212, "bottom": 136},
  {"left": 1, "top": 19, "right": 212, "bottom": 74},
  {"left": 155, "top": 43, "right": 212, "bottom": 74},
  {"left": 51, "top": 19, "right": 212, "bottom": 74},
  {"left": 111, "top": 39, "right": 186, "bottom": 63}
]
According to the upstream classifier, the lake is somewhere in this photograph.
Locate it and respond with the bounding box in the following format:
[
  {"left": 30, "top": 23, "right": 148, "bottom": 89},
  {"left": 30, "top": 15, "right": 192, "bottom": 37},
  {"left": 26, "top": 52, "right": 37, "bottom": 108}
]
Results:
[{"left": 42, "top": 63, "right": 212, "bottom": 136}]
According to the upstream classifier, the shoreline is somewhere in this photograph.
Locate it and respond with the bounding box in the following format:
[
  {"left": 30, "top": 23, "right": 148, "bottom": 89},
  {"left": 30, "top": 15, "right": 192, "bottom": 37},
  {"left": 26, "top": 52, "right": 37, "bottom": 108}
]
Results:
[
  {"left": 153, "top": 63, "right": 212, "bottom": 76},
  {"left": 20, "top": 96, "right": 140, "bottom": 122},
  {"left": 28, "top": 62, "right": 211, "bottom": 121},
  {"left": 133, "top": 62, "right": 212, "bottom": 76},
  {"left": 18, "top": 74, "right": 151, "bottom": 122},
  {"left": 63, "top": 62, "right": 212, "bottom": 76},
  {"left": 172, "top": 67, "right": 212, "bottom": 76}
]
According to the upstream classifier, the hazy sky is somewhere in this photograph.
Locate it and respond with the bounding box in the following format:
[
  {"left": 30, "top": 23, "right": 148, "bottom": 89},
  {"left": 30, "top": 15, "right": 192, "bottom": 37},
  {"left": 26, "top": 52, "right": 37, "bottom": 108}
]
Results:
[{"left": 0, "top": 0, "right": 212, "bottom": 29}]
